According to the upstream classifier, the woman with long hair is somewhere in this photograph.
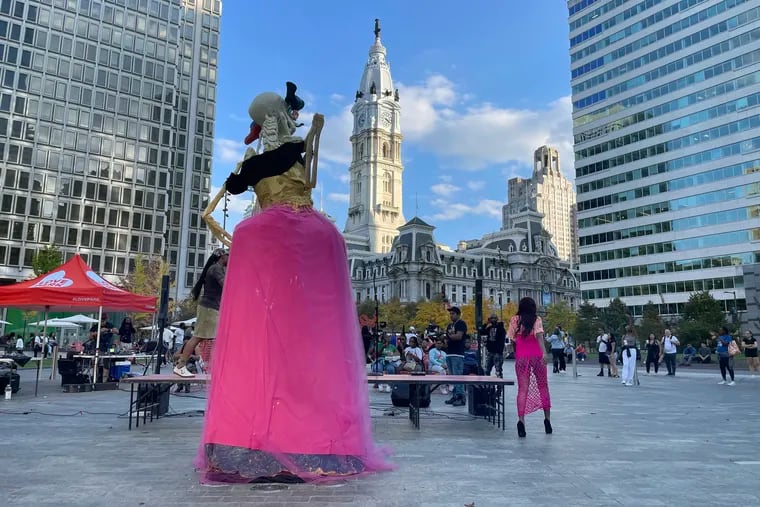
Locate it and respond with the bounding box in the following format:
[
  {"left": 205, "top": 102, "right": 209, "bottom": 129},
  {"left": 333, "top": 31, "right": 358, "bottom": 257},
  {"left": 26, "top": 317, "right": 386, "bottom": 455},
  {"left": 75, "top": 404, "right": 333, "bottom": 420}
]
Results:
[
  {"left": 118, "top": 317, "right": 136, "bottom": 345},
  {"left": 173, "top": 248, "right": 228, "bottom": 377},
  {"left": 506, "top": 297, "right": 552, "bottom": 438}
]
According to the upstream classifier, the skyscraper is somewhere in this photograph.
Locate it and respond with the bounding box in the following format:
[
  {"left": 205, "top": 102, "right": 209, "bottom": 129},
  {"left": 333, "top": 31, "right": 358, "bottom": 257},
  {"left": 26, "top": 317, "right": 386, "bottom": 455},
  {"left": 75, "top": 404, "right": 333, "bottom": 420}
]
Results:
[
  {"left": 502, "top": 145, "right": 578, "bottom": 264},
  {"left": 344, "top": 19, "right": 405, "bottom": 254},
  {"left": 570, "top": 0, "right": 760, "bottom": 317},
  {"left": 0, "top": 0, "right": 221, "bottom": 301}
]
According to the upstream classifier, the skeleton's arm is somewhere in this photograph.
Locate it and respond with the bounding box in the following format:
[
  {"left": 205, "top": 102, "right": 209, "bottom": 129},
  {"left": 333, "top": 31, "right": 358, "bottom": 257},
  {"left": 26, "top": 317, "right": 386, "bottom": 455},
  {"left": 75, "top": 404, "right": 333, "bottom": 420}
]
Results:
[
  {"left": 201, "top": 147, "right": 258, "bottom": 247},
  {"left": 303, "top": 113, "right": 324, "bottom": 189}
]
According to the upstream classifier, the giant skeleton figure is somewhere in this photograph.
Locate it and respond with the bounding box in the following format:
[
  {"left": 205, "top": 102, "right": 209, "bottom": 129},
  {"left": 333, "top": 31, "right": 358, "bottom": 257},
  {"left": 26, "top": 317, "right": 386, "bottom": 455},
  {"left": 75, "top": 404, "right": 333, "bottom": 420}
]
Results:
[{"left": 194, "top": 82, "right": 391, "bottom": 483}]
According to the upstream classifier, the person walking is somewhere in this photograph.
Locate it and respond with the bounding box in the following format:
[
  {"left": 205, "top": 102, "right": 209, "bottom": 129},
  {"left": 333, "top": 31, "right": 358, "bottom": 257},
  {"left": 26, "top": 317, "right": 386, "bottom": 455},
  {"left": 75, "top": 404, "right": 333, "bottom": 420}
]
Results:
[
  {"left": 507, "top": 297, "right": 552, "bottom": 438},
  {"left": 174, "top": 248, "right": 228, "bottom": 377},
  {"left": 596, "top": 328, "right": 612, "bottom": 377},
  {"left": 620, "top": 327, "right": 638, "bottom": 386},
  {"left": 546, "top": 327, "right": 566, "bottom": 374},
  {"left": 716, "top": 326, "right": 736, "bottom": 386},
  {"left": 644, "top": 334, "right": 660, "bottom": 375},
  {"left": 661, "top": 329, "right": 680, "bottom": 376},
  {"left": 481, "top": 314, "right": 506, "bottom": 378}
]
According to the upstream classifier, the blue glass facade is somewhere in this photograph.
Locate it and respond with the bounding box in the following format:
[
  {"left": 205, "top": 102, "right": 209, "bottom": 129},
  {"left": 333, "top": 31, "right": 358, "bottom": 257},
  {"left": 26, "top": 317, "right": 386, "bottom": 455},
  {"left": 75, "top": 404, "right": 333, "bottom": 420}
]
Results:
[{"left": 570, "top": 0, "right": 760, "bottom": 317}]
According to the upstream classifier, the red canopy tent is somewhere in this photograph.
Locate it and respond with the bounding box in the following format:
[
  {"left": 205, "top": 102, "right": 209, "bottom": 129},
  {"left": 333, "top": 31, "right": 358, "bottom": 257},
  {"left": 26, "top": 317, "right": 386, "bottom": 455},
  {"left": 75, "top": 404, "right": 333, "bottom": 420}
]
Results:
[
  {"left": 0, "top": 254, "right": 157, "bottom": 391},
  {"left": 0, "top": 254, "right": 155, "bottom": 312}
]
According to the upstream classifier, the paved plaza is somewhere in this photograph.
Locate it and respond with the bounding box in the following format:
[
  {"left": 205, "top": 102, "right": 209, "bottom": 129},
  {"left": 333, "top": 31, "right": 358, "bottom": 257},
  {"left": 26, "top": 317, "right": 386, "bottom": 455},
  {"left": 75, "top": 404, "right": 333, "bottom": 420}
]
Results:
[{"left": 1, "top": 362, "right": 759, "bottom": 507}]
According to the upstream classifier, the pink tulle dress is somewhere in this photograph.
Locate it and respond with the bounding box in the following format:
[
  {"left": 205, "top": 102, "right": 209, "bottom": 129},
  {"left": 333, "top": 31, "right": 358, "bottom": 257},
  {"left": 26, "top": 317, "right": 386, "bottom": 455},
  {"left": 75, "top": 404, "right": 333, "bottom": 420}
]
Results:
[
  {"left": 507, "top": 316, "right": 551, "bottom": 418},
  {"left": 195, "top": 158, "right": 392, "bottom": 483}
]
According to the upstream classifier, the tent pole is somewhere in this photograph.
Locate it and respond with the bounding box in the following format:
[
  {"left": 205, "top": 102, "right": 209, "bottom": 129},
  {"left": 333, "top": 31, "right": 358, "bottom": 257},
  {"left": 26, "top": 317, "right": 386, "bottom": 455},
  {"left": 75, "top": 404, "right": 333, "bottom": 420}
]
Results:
[
  {"left": 36, "top": 306, "right": 50, "bottom": 397},
  {"left": 93, "top": 306, "right": 103, "bottom": 387}
]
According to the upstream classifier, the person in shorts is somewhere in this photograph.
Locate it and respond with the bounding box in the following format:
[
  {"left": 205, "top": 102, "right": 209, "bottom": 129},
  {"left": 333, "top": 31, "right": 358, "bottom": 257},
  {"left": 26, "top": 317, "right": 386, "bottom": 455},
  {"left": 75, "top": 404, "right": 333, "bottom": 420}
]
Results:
[{"left": 174, "top": 248, "right": 228, "bottom": 377}]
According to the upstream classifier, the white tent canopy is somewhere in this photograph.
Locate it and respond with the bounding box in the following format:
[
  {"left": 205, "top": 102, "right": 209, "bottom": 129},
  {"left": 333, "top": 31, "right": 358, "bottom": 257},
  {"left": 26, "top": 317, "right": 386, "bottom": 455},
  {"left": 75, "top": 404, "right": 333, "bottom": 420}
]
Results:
[
  {"left": 171, "top": 317, "right": 196, "bottom": 327},
  {"left": 57, "top": 314, "right": 99, "bottom": 324},
  {"left": 26, "top": 319, "right": 81, "bottom": 329}
]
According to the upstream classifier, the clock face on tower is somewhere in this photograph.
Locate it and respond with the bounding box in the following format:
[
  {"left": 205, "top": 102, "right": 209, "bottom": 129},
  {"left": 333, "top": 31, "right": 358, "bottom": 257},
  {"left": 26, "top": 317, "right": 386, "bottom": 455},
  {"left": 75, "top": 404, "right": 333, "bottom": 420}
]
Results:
[
  {"left": 381, "top": 111, "right": 392, "bottom": 128},
  {"left": 357, "top": 112, "right": 366, "bottom": 128}
]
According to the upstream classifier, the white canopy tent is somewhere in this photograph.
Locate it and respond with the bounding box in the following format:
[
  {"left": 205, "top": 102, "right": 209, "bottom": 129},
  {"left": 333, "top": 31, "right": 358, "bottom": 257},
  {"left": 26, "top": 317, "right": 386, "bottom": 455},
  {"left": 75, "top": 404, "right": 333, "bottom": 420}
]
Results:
[
  {"left": 26, "top": 319, "right": 81, "bottom": 329},
  {"left": 57, "top": 314, "right": 100, "bottom": 324}
]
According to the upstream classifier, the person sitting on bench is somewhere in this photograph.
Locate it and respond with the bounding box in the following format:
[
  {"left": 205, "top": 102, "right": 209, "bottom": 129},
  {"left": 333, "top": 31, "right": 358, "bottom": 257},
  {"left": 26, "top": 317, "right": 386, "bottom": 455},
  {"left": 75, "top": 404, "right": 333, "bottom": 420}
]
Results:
[
  {"left": 695, "top": 342, "right": 712, "bottom": 364},
  {"left": 680, "top": 343, "right": 696, "bottom": 366}
]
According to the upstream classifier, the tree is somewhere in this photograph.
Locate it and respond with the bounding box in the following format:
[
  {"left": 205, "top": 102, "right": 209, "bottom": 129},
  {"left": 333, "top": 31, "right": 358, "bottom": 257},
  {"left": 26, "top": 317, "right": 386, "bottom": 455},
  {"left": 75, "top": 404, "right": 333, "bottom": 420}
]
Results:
[
  {"left": 173, "top": 296, "right": 198, "bottom": 321},
  {"left": 357, "top": 299, "right": 376, "bottom": 320},
  {"left": 600, "top": 297, "right": 631, "bottom": 339},
  {"left": 459, "top": 298, "right": 498, "bottom": 333},
  {"left": 679, "top": 291, "right": 725, "bottom": 345},
  {"left": 379, "top": 297, "right": 410, "bottom": 331},
  {"left": 637, "top": 301, "right": 665, "bottom": 342},
  {"left": 575, "top": 301, "right": 599, "bottom": 344},
  {"left": 412, "top": 300, "right": 449, "bottom": 331},
  {"left": 544, "top": 301, "right": 577, "bottom": 336},
  {"left": 120, "top": 254, "right": 171, "bottom": 327},
  {"left": 31, "top": 245, "right": 62, "bottom": 277}
]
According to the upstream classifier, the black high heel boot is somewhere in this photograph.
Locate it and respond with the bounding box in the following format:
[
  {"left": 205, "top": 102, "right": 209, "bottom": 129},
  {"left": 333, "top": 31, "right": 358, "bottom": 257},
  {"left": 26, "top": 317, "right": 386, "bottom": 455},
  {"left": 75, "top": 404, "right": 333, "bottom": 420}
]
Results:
[
  {"left": 517, "top": 420, "right": 526, "bottom": 438},
  {"left": 544, "top": 419, "right": 553, "bottom": 434}
]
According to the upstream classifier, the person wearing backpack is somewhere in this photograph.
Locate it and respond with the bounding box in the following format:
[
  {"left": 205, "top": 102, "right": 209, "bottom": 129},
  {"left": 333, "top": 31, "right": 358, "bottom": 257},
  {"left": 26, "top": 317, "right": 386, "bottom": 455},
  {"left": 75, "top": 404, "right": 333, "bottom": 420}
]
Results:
[{"left": 661, "top": 329, "right": 680, "bottom": 376}]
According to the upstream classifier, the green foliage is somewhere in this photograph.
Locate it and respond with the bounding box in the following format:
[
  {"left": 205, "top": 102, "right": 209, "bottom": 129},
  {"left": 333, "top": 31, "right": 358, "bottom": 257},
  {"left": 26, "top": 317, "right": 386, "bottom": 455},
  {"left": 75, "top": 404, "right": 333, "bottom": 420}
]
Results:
[
  {"left": 120, "top": 254, "right": 171, "bottom": 327},
  {"left": 412, "top": 300, "right": 450, "bottom": 331},
  {"left": 32, "top": 245, "right": 63, "bottom": 277},
  {"left": 173, "top": 296, "right": 198, "bottom": 321},
  {"left": 575, "top": 300, "right": 599, "bottom": 343},
  {"left": 599, "top": 297, "right": 631, "bottom": 339},
  {"left": 379, "top": 297, "right": 410, "bottom": 331},
  {"left": 544, "top": 301, "right": 577, "bottom": 336},
  {"left": 357, "top": 299, "right": 377, "bottom": 320},
  {"left": 636, "top": 301, "right": 665, "bottom": 341},
  {"left": 678, "top": 291, "right": 726, "bottom": 345}
]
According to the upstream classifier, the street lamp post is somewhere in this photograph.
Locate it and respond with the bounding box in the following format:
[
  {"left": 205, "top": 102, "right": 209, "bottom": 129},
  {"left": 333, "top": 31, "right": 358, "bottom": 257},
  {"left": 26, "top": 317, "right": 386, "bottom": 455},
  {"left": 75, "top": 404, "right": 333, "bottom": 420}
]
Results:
[
  {"left": 724, "top": 290, "right": 738, "bottom": 325},
  {"left": 497, "top": 247, "right": 504, "bottom": 320}
]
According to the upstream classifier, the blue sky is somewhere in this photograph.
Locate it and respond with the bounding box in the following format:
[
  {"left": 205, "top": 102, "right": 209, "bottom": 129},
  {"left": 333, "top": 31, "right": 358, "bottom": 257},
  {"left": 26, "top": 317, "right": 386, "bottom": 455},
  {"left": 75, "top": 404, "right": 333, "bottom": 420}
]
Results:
[{"left": 210, "top": 1, "right": 574, "bottom": 248}]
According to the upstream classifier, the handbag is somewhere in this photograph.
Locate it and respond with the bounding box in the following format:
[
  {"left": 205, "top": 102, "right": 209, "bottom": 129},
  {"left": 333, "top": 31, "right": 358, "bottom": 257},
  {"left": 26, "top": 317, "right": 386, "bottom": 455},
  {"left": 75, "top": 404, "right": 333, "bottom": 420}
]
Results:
[{"left": 728, "top": 340, "right": 740, "bottom": 357}]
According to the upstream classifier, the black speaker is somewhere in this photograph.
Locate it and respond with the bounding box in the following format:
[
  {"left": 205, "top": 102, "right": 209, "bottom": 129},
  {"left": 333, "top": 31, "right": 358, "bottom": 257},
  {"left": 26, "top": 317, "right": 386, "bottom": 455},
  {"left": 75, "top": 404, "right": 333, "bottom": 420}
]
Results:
[
  {"left": 467, "top": 385, "right": 494, "bottom": 417},
  {"left": 390, "top": 383, "right": 431, "bottom": 408},
  {"left": 475, "top": 279, "right": 483, "bottom": 329},
  {"left": 137, "top": 384, "right": 170, "bottom": 417}
]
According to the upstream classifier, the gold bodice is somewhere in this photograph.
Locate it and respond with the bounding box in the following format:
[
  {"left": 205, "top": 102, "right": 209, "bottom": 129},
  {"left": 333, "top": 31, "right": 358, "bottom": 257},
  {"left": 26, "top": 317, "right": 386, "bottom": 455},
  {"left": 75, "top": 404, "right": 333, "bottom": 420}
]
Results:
[{"left": 253, "top": 162, "right": 313, "bottom": 209}]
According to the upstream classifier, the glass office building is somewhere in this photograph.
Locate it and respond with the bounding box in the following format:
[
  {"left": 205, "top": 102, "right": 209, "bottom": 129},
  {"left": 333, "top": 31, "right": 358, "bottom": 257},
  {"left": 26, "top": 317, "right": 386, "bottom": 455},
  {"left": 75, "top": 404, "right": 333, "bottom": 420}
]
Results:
[
  {"left": 0, "top": 0, "right": 221, "bottom": 301},
  {"left": 570, "top": 0, "right": 760, "bottom": 317}
]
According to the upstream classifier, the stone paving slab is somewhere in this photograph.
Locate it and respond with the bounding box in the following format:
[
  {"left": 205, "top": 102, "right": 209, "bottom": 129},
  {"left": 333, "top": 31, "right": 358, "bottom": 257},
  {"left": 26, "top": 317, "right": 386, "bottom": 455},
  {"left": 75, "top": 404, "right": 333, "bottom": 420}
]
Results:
[{"left": 1, "top": 364, "right": 759, "bottom": 506}]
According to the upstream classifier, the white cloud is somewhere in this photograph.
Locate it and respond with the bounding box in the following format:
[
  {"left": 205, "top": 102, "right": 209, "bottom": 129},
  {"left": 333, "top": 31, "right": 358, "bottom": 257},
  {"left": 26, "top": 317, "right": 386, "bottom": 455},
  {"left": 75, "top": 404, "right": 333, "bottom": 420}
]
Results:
[
  {"left": 228, "top": 113, "right": 250, "bottom": 124},
  {"left": 328, "top": 192, "right": 350, "bottom": 203},
  {"left": 428, "top": 198, "right": 503, "bottom": 222},
  {"left": 430, "top": 182, "right": 460, "bottom": 197},
  {"left": 330, "top": 93, "right": 345, "bottom": 103},
  {"left": 395, "top": 75, "right": 574, "bottom": 177},
  {"left": 214, "top": 138, "right": 246, "bottom": 164},
  {"left": 338, "top": 173, "right": 350, "bottom": 184},
  {"left": 467, "top": 180, "right": 486, "bottom": 191},
  {"left": 209, "top": 186, "right": 253, "bottom": 215}
]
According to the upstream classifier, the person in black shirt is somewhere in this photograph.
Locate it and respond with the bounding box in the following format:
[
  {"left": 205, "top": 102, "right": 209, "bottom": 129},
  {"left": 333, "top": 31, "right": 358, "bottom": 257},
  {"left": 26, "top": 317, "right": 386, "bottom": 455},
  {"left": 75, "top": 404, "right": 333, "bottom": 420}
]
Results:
[
  {"left": 119, "top": 317, "right": 136, "bottom": 345},
  {"left": 444, "top": 306, "right": 468, "bottom": 406},
  {"left": 742, "top": 330, "right": 759, "bottom": 374},
  {"left": 645, "top": 334, "right": 660, "bottom": 374},
  {"left": 480, "top": 314, "right": 506, "bottom": 378}
]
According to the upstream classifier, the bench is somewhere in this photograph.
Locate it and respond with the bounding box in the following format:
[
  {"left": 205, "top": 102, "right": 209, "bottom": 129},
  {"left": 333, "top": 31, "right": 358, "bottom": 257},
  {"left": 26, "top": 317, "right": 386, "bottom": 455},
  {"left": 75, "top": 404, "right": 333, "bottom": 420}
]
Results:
[
  {"left": 368, "top": 374, "right": 514, "bottom": 430},
  {"left": 121, "top": 373, "right": 514, "bottom": 432},
  {"left": 121, "top": 374, "right": 209, "bottom": 430}
]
